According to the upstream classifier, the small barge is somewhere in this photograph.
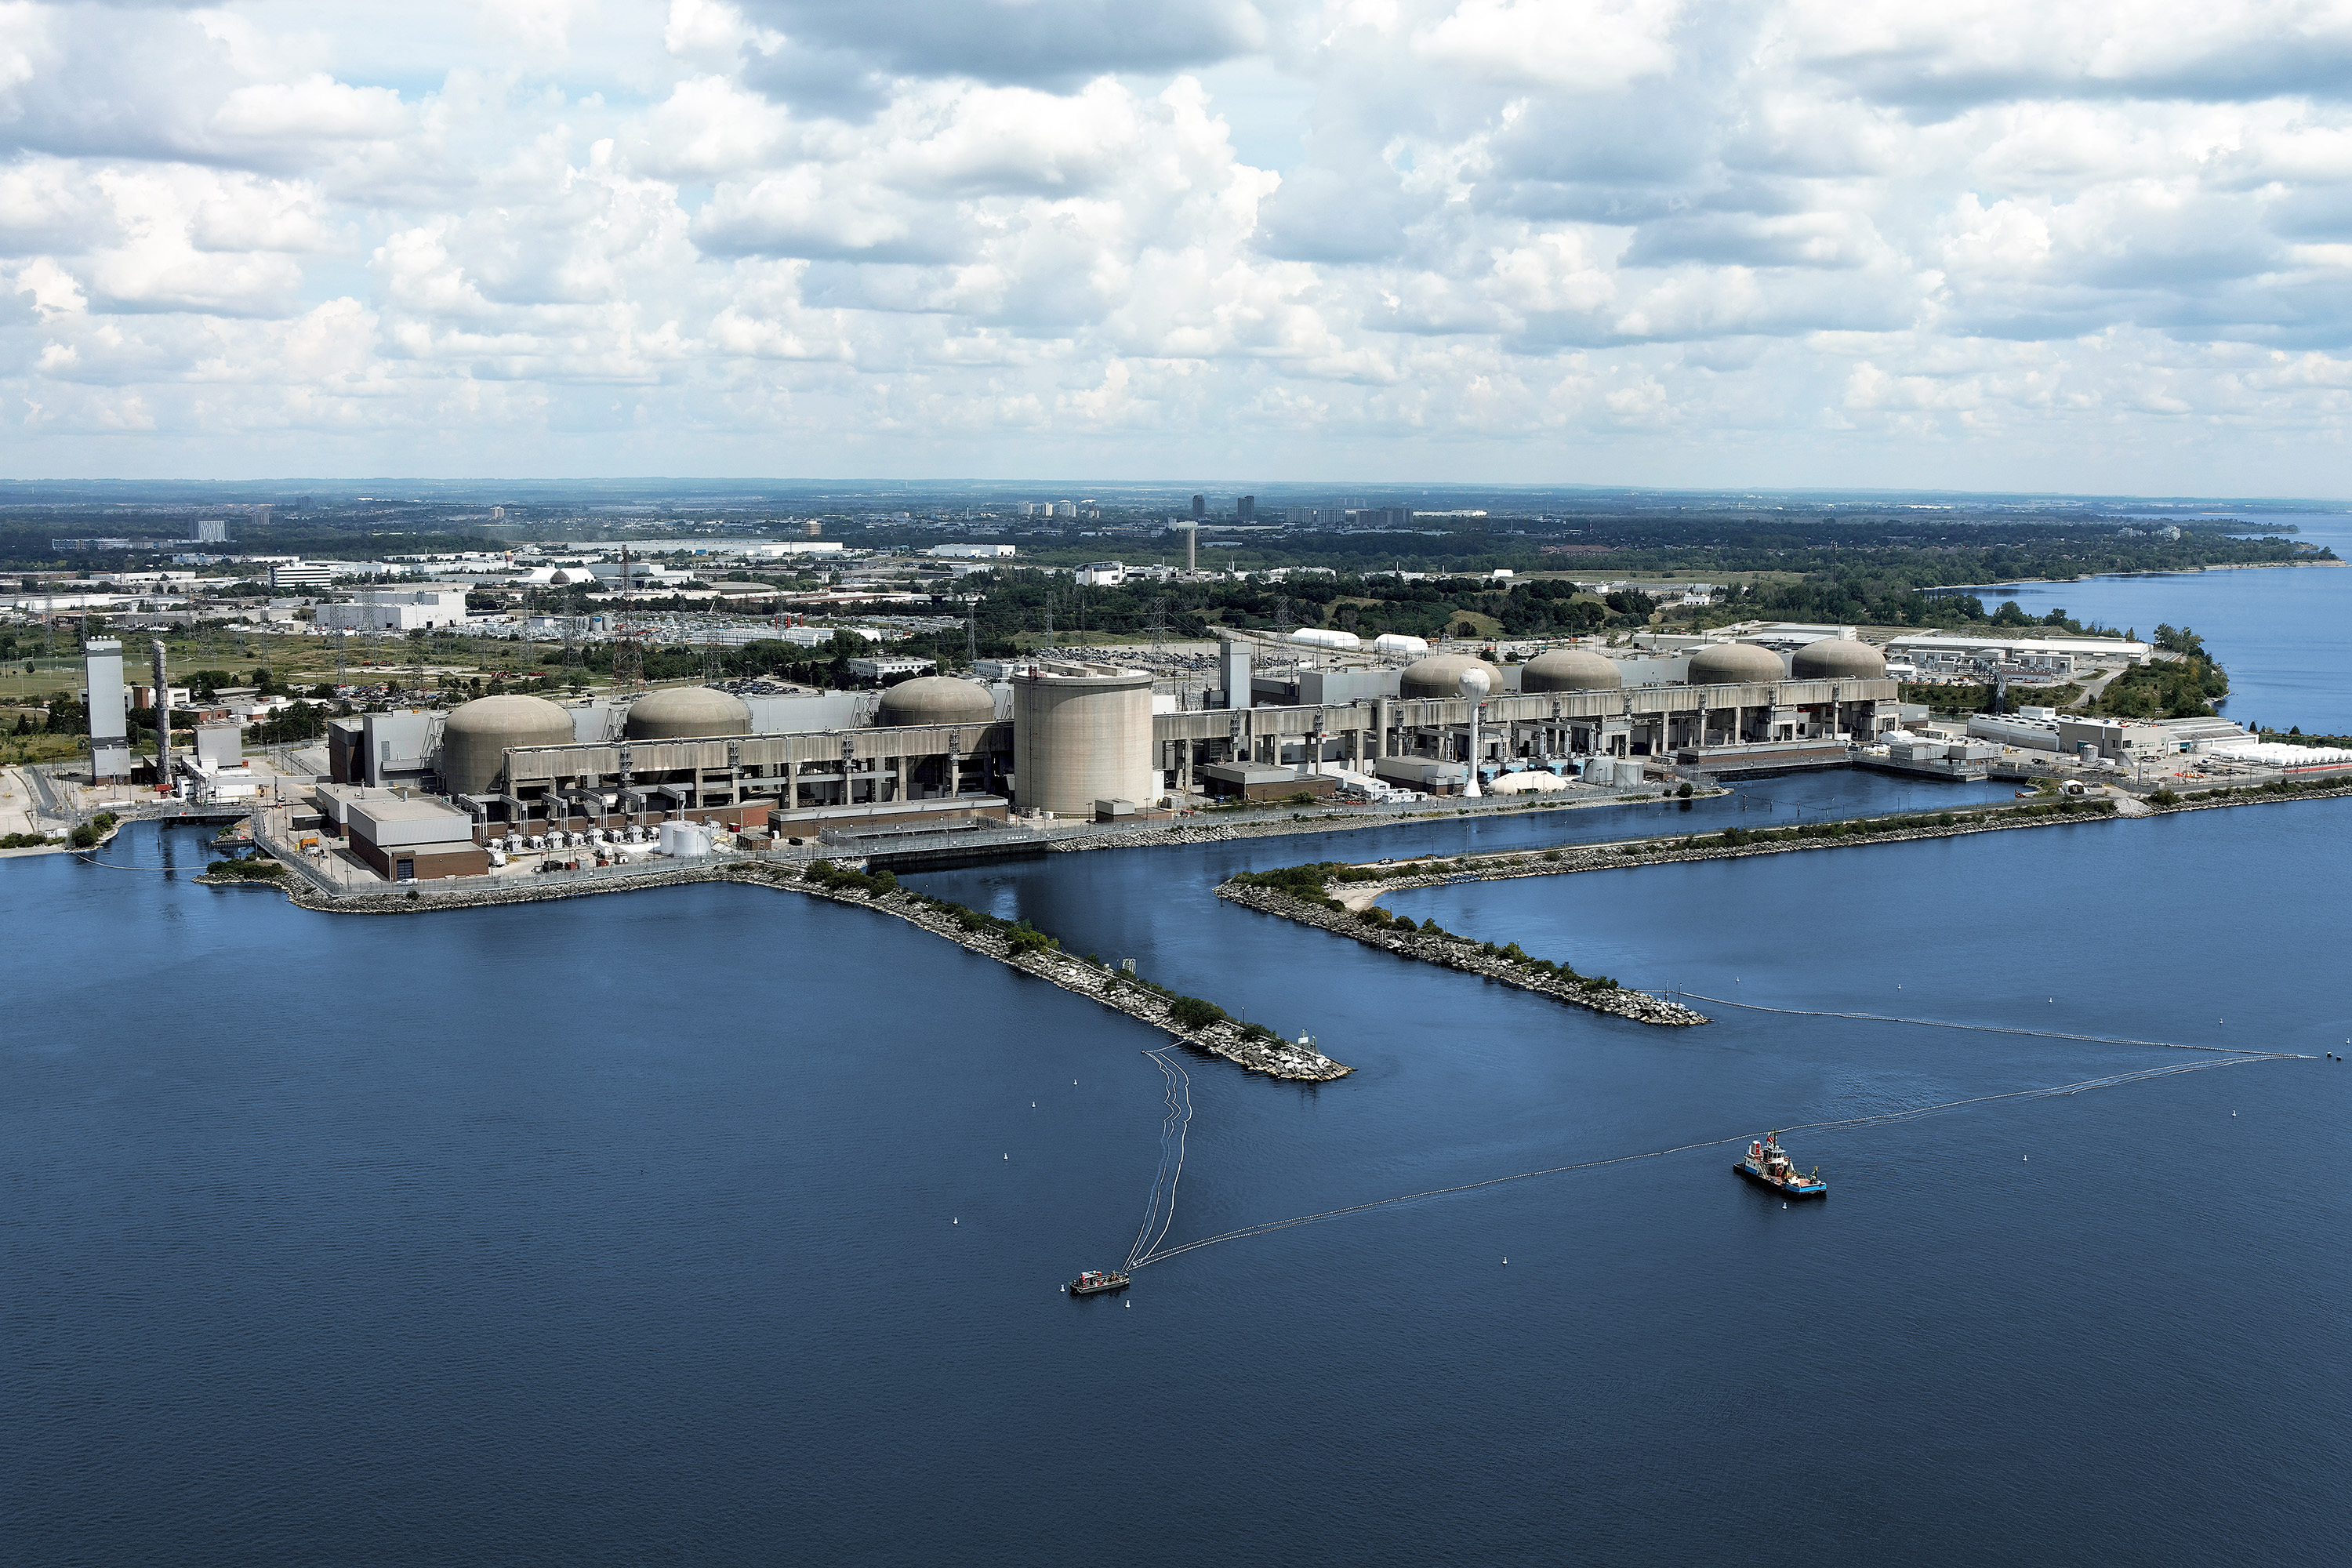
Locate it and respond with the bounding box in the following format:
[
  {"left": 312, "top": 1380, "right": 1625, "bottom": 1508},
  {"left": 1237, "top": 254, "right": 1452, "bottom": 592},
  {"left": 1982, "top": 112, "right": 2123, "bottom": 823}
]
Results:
[
  {"left": 1069, "top": 1269, "right": 1131, "bottom": 1296},
  {"left": 1736, "top": 1131, "right": 1828, "bottom": 1199}
]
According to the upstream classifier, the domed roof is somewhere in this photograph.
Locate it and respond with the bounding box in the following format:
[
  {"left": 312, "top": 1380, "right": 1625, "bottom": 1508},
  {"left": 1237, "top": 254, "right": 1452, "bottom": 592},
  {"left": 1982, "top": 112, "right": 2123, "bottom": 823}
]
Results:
[
  {"left": 1399, "top": 653, "right": 1498, "bottom": 700},
  {"left": 624, "top": 684, "right": 752, "bottom": 740},
  {"left": 1790, "top": 639, "right": 1887, "bottom": 681},
  {"left": 876, "top": 676, "right": 997, "bottom": 726},
  {"left": 1687, "top": 642, "right": 1787, "bottom": 687},
  {"left": 1521, "top": 647, "right": 1623, "bottom": 691},
  {"left": 439, "top": 694, "right": 578, "bottom": 797},
  {"left": 445, "top": 692, "right": 576, "bottom": 742}
]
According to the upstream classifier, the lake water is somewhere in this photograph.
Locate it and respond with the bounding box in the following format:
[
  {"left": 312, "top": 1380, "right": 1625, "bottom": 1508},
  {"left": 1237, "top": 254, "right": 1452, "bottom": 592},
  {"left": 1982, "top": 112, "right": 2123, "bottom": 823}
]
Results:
[
  {"left": 1962, "top": 511, "right": 2352, "bottom": 733},
  {"left": 9, "top": 760, "right": 2348, "bottom": 1563}
]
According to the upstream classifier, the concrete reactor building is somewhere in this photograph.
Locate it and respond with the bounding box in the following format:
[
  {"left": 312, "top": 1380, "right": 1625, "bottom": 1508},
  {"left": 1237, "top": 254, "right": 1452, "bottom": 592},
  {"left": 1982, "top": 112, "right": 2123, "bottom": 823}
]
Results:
[
  {"left": 624, "top": 685, "right": 754, "bottom": 741},
  {"left": 439, "top": 694, "right": 577, "bottom": 797}
]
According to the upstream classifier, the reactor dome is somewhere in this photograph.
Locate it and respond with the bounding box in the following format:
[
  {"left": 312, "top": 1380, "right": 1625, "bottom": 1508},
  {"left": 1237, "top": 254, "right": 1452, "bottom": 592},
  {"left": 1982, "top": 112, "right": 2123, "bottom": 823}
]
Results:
[
  {"left": 1399, "top": 653, "right": 1500, "bottom": 699},
  {"left": 876, "top": 676, "right": 997, "bottom": 727},
  {"left": 624, "top": 685, "right": 753, "bottom": 741},
  {"left": 441, "top": 693, "right": 578, "bottom": 797},
  {"left": 1521, "top": 648, "right": 1623, "bottom": 692},
  {"left": 1790, "top": 639, "right": 1887, "bottom": 681},
  {"left": 1686, "top": 642, "right": 1788, "bottom": 687}
]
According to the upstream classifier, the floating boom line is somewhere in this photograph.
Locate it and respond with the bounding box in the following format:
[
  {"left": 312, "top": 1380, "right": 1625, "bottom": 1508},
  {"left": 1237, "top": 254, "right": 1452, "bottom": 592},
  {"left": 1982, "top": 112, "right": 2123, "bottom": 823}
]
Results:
[
  {"left": 1129, "top": 1051, "right": 2291, "bottom": 1270},
  {"left": 1675, "top": 993, "right": 2275, "bottom": 1055}
]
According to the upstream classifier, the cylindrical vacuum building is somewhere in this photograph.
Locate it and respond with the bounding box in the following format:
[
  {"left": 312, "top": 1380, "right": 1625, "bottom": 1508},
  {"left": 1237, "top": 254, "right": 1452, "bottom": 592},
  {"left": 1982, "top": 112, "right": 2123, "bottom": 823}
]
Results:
[{"left": 1011, "top": 661, "right": 1156, "bottom": 816}]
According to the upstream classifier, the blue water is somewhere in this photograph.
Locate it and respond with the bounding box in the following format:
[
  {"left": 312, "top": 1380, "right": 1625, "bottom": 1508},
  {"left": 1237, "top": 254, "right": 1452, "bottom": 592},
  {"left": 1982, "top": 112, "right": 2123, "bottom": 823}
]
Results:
[
  {"left": 9, "top": 771, "right": 2349, "bottom": 1564},
  {"left": 1965, "top": 512, "right": 2352, "bottom": 733}
]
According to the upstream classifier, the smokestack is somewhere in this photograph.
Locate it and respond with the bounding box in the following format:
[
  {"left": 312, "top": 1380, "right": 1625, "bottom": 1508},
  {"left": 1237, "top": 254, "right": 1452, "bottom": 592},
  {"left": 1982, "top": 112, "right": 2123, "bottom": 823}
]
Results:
[
  {"left": 151, "top": 639, "right": 171, "bottom": 795},
  {"left": 1186, "top": 524, "right": 1196, "bottom": 574}
]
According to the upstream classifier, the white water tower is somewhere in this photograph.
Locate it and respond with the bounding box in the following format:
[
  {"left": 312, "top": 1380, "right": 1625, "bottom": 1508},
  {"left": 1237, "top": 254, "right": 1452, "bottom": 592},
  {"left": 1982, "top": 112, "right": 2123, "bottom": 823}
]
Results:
[{"left": 1457, "top": 665, "right": 1491, "bottom": 797}]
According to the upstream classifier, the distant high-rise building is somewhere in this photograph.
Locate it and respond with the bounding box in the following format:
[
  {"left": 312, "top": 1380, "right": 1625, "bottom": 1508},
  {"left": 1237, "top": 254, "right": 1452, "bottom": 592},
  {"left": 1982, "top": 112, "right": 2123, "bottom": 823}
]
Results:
[
  {"left": 1236, "top": 495, "right": 1255, "bottom": 523},
  {"left": 1191, "top": 494, "right": 1205, "bottom": 521},
  {"left": 194, "top": 519, "right": 228, "bottom": 543},
  {"left": 804, "top": 521, "right": 823, "bottom": 538}
]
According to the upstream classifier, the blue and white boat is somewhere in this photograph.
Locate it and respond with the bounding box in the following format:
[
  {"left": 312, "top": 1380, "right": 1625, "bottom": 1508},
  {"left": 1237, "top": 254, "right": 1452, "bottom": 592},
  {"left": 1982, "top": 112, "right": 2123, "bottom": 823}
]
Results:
[{"left": 1736, "top": 1131, "right": 1828, "bottom": 1198}]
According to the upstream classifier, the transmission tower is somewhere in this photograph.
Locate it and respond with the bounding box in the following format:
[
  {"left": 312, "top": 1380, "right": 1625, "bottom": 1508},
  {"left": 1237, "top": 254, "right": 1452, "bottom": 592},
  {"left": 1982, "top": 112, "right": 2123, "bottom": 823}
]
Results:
[
  {"left": 965, "top": 608, "right": 976, "bottom": 668},
  {"left": 612, "top": 633, "right": 645, "bottom": 694},
  {"left": 1146, "top": 596, "right": 1167, "bottom": 659}
]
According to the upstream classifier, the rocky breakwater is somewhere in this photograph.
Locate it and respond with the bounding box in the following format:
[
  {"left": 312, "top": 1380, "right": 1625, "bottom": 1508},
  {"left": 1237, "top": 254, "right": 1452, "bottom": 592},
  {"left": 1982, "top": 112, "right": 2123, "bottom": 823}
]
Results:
[
  {"left": 1217, "top": 880, "right": 1708, "bottom": 1028},
  {"left": 775, "top": 862, "right": 1352, "bottom": 1083}
]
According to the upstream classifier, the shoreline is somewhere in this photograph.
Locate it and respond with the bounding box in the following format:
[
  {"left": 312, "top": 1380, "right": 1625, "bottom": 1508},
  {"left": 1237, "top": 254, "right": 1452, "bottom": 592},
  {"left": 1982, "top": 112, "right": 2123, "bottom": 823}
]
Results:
[
  {"left": 1210, "top": 781, "right": 2352, "bottom": 1001},
  {"left": 1042, "top": 784, "right": 1719, "bottom": 855},
  {"left": 268, "top": 858, "right": 1352, "bottom": 1083},
  {"left": 1933, "top": 557, "right": 2346, "bottom": 593}
]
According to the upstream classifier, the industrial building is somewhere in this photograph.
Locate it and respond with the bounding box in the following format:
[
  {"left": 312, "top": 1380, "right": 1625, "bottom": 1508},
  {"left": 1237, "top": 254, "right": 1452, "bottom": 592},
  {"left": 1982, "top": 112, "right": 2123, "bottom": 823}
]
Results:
[
  {"left": 313, "top": 589, "right": 471, "bottom": 632},
  {"left": 82, "top": 638, "right": 131, "bottom": 782},
  {"left": 300, "top": 626, "right": 1902, "bottom": 880}
]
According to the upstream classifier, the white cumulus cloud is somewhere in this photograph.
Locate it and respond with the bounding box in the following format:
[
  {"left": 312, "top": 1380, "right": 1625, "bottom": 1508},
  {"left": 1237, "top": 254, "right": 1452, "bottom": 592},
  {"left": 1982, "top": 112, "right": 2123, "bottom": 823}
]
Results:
[{"left": 0, "top": 0, "right": 2349, "bottom": 486}]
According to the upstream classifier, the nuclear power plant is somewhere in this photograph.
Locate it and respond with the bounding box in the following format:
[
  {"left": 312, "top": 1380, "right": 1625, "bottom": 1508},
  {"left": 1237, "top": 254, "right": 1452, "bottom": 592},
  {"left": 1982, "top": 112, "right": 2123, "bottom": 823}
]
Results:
[{"left": 302, "top": 630, "right": 1900, "bottom": 880}]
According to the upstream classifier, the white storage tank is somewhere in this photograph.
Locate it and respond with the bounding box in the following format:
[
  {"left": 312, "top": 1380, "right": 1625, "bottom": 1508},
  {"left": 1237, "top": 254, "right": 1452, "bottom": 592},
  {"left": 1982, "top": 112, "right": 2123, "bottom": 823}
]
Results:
[{"left": 1011, "top": 661, "right": 1156, "bottom": 817}]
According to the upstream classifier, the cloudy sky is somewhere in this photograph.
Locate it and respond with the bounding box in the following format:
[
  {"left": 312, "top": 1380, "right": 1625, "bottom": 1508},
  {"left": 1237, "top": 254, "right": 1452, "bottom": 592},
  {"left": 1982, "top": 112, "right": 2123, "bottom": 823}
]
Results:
[{"left": 5, "top": 0, "right": 2352, "bottom": 491}]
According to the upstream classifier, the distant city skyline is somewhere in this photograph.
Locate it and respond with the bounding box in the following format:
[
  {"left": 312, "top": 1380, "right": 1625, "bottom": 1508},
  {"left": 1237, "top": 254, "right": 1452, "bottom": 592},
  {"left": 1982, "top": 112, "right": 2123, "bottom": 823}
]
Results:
[{"left": 5, "top": 2, "right": 2352, "bottom": 494}]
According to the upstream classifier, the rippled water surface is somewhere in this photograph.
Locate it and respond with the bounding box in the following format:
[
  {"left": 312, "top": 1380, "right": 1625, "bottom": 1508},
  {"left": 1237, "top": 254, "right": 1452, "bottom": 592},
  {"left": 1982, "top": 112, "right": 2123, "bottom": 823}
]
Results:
[{"left": 8, "top": 773, "right": 2349, "bottom": 1564}]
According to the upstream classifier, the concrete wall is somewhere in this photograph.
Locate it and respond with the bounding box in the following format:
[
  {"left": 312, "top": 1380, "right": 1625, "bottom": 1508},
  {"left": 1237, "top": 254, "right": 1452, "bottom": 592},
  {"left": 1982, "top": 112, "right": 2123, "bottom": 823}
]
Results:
[
  {"left": 1011, "top": 664, "right": 1156, "bottom": 815},
  {"left": 350, "top": 837, "right": 489, "bottom": 880}
]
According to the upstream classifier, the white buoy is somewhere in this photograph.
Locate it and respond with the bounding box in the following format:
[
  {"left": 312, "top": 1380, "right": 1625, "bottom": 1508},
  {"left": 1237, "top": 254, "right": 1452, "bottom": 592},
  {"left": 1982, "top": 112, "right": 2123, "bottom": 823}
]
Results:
[{"left": 1004, "top": 1153, "right": 1008, "bottom": 1160}]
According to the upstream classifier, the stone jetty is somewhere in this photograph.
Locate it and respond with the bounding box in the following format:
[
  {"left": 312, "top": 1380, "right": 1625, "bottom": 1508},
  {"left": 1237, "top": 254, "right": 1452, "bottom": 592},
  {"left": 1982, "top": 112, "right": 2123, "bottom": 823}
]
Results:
[{"left": 1218, "top": 880, "right": 1708, "bottom": 1027}]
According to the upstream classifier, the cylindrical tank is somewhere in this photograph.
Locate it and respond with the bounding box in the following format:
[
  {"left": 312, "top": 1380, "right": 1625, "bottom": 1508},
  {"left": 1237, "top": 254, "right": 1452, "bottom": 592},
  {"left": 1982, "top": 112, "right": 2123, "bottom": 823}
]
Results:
[
  {"left": 875, "top": 676, "right": 997, "bottom": 727},
  {"left": 1373, "top": 633, "right": 1430, "bottom": 657},
  {"left": 440, "top": 694, "right": 576, "bottom": 797},
  {"left": 1011, "top": 662, "right": 1156, "bottom": 816},
  {"left": 1398, "top": 653, "right": 1498, "bottom": 699},
  {"left": 1522, "top": 647, "right": 1623, "bottom": 691},
  {"left": 1789, "top": 639, "right": 1887, "bottom": 681},
  {"left": 1290, "top": 628, "right": 1361, "bottom": 651},
  {"left": 1686, "top": 642, "right": 1787, "bottom": 687},
  {"left": 624, "top": 684, "right": 752, "bottom": 740}
]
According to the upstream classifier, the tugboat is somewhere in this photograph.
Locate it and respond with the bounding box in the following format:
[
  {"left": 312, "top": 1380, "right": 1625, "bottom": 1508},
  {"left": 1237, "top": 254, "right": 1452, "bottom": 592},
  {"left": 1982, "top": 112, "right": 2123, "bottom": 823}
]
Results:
[
  {"left": 1736, "top": 1131, "right": 1828, "bottom": 1198},
  {"left": 1069, "top": 1269, "right": 1131, "bottom": 1296}
]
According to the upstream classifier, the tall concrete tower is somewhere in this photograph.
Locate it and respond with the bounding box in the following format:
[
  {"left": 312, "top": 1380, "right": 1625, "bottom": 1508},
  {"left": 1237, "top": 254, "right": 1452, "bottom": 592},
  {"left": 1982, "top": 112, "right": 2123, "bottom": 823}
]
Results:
[
  {"left": 151, "top": 640, "right": 172, "bottom": 794},
  {"left": 83, "top": 639, "right": 129, "bottom": 783}
]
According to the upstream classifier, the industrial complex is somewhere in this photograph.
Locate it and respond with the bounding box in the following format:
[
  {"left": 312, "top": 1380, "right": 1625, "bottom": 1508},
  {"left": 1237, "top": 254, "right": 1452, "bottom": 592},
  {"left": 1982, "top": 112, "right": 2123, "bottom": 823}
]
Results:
[
  {"left": 48, "top": 617, "right": 2303, "bottom": 887},
  {"left": 241, "top": 626, "right": 1908, "bottom": 880}
]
